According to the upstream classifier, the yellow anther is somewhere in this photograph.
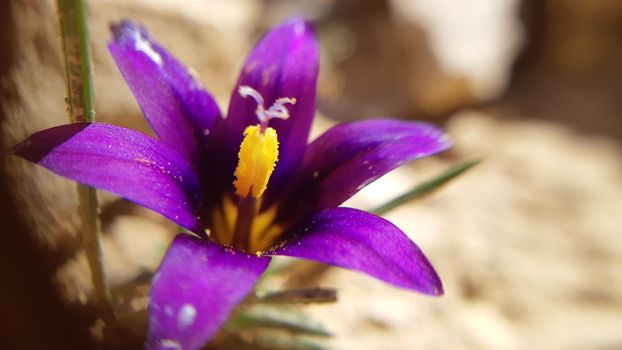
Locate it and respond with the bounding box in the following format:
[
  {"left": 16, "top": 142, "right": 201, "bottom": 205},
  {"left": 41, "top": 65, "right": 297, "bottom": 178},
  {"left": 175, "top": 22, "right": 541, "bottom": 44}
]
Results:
[{"left": 233, "top": 125, "right": 279, "bottom": 198}]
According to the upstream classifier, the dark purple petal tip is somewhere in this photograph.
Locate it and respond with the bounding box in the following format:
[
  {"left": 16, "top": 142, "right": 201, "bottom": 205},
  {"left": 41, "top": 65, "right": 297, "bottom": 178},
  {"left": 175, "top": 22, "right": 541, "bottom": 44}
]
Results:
[
  {"left": 148, "top": 234, "right": 270, "bottom": 350},
  {"left": 13, "top": 123, "right": 90, "bottom": 162},
  {"left": 110, "top": 19, "right": 150, "bottom": 44},
  {"left": 270, "top": 207, "right": 443, "bottom": 295},
  {"left": 14, "top": 123, "right": 202, "bottom": 231},
  {"left": 108, "top": 19, "right": 222, "bottom": 164}
]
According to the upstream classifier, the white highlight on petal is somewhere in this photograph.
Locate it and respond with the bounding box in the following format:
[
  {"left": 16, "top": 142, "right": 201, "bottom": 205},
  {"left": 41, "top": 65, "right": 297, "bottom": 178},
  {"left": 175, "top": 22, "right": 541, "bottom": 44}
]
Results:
[
  {"left": 177, "top": 303, "right": 197, "bottom": 329},
  {"left": 152, "top": 271, "right": 161, "bottom": 284},
  {"left": 159, "top": 339, "right": 182, "bottom": 350},
  {"left": 132, "top": 29, "right": 162, "bottom": 65},
  {"left": 238, "top": 85, "right": 296, "bottom": 125},
  {"left": 294, "top": 21, "right": 305, "bottom": 36}
]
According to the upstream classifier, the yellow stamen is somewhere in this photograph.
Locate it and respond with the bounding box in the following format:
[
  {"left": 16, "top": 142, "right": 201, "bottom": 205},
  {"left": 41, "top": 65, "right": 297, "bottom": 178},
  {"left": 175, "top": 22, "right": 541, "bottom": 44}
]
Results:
[
  {"left": 233, "top": 125, "right": 279, "bottom": 198},
  {"left": 249, "top": 206, "right": 280, "bottom": 252}
]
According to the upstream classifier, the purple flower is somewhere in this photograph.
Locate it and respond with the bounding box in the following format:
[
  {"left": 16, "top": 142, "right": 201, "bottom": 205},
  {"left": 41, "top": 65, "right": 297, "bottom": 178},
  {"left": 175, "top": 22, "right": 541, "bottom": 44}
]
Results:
[{"left": 14, "top": 18, "right": 451, "bottom": 350}]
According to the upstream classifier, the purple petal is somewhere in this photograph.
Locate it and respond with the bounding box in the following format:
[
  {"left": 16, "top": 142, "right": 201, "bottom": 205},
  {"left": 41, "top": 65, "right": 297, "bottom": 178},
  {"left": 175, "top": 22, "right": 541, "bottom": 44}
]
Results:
[
  {"left": 13, "top": 123, "right": 203, "bottom": 231},
  {"left": 278, "top": 119, "right": 451, "bottom": 219},
  {"left": 270, "top": 207, "right": 443, "bottom": 295},
  {"left": 109, "top": 20, "right": 222, "bottom": 163},
  {"left": 148, "top": 234, "right": 270, "bottom": 350},
  {"left": 221, "top": 18, "right": 319, "bottom": 194}
]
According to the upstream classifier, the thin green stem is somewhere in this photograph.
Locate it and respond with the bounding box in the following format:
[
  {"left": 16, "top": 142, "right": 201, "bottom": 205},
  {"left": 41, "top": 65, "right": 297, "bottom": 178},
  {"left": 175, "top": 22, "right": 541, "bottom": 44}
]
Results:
[
  {"left": 251, "top": 287, "right": 338, "bottom": 305},
  {"left": 371, "top": 159, "right": 481, "bottom": 216},
  {"left": 56, "top": 0, "right": 112, "bottom": 317}
]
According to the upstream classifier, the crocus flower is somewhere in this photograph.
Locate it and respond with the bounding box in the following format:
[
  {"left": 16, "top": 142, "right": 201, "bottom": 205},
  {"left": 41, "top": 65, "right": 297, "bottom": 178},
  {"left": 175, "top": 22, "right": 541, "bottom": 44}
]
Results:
[{"left": 14, "top": 18, "right": 451, "bottom": 350}]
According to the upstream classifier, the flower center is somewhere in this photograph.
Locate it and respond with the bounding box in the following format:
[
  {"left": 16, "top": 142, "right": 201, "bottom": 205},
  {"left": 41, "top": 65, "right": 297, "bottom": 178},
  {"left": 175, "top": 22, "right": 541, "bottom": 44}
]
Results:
[{"left": 222, "top": 86, "right": 296, "bottom": 252}]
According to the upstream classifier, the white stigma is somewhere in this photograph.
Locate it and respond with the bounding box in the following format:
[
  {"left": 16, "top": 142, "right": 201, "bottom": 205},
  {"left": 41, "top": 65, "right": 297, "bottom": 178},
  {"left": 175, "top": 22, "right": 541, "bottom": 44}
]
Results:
[{"left": 238, "top": 85, "right": 296, "bottom": 124}]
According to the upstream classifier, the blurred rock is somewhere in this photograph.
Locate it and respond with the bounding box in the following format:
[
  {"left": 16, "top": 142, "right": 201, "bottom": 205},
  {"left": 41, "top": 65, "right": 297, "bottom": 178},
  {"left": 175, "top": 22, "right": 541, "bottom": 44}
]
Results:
[
  {"left": 507, "top": 0, "right": 622, "bottom": 140},
  {"left": 313, "top": 0, "right": 475, "bottom": 120},
  {"left": 391, "top": 0, "right": 524, "bottom": 100},
  {"left": 312, "top": 0, "right": 523, "bottom": 121},
  {"left": 522, "top": 0, "right": 622, "bottom": 77}
]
